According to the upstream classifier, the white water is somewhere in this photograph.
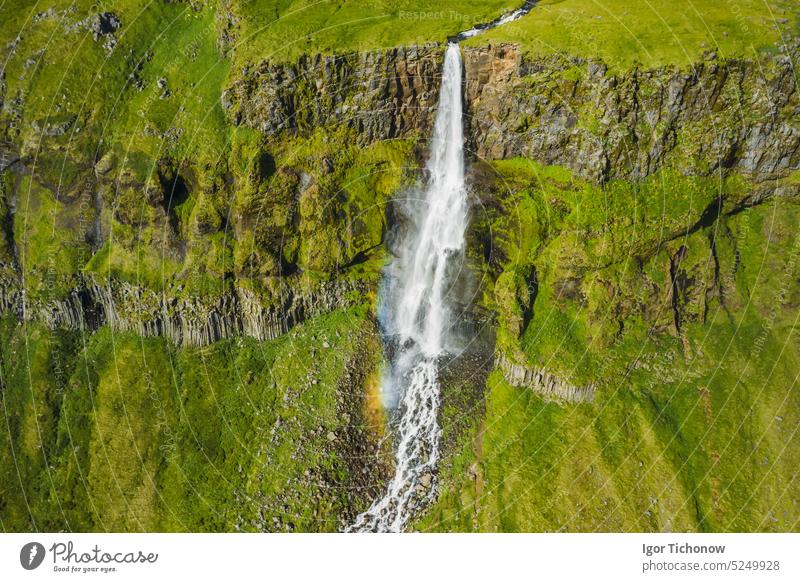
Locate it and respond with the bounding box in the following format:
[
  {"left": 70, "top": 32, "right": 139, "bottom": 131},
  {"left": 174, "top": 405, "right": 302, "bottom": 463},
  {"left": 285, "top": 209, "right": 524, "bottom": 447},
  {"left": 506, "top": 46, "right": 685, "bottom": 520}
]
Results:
[
  {"left": 348, "top": 43, "right": 467, "bottom": 533},
  {"left": 348, "top": 3, "right": 536, "bottom": 533},
  {"left": 456, "top": 1, "right": 536, "bottom": 40}
]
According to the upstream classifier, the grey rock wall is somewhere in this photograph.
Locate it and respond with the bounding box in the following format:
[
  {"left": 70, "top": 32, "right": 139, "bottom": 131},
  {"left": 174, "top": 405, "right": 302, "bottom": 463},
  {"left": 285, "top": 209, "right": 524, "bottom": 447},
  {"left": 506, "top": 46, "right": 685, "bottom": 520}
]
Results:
[
  {"left": 496, "top": 350, "right": 596, "bottom": 404},
  {"left": 224, "top": 45, "right": 444, "bottom": 145},
  {"left": 226, "top": 41, "right": 800, "bottom": 184},
  {"left": 0, "top": 275, "right": 367, "bottom": 348},
  {"left": 463, "top": 44, "right": 800, "bottom": 182}
]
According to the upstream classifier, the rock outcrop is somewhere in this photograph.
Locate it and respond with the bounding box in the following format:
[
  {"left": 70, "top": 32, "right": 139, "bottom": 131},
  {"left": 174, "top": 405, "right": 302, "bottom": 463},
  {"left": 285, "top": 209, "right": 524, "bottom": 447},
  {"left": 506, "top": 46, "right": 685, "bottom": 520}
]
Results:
[
  {"left": 0, "top": 141, "right": 18, "bottom": 172},
  {"left": 495, "top": 350, "right": 596, "bottom": 403},
  {"left": 227, "top": 41, "right": 800, "bottom": 184},
  {"left": 463, "top": 43, "right": 800, "bottom": 182},
  {"left": 0, "top": 275, "right": 368, "bottom": 348},
  {"left": 224, "top": 45, "right": 444, "bottom": 144}
]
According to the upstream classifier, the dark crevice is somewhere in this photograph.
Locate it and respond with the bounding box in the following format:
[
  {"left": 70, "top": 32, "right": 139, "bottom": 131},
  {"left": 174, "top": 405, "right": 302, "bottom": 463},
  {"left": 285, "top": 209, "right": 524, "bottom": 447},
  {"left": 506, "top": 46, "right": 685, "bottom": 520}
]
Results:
[
  {"left": 339, "top": 242, "right": 383, "bottom": 271},
  {"left": 707, "top": 230, "right": 728, "bottom": 323},
  {"left": 689, "top": 195, "right": 723, "bottom": 235},
  {"left": 278, "top": 252, "right": 299, "bottom": 276},
  {"left": 255, "top": 152, "right": 276, "bottom": 182},
  {"left": 1, "top": 171, "right": 21, "bottom": 271},
  {"left": 669, "top": 245, "right": 687, "bottom": 336},
  {"left": 158, "top": 170, "right": 192, "bottom": 246},
  {"left": 162, "top": 173, "right": 190, "bottom": 214},
  {"left": 522, "top": 266, "right": 538, "bottom": 330}
]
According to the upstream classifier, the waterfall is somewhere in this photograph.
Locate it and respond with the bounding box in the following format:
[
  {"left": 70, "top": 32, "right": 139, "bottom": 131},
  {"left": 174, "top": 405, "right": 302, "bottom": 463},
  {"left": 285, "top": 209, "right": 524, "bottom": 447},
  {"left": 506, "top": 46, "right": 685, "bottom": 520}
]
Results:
[
  {"left": 348, "top": 3, "right": 535, "bottom": 534},
  {"left": 348, "top": 43, "right": 467, "bottom": 533}
]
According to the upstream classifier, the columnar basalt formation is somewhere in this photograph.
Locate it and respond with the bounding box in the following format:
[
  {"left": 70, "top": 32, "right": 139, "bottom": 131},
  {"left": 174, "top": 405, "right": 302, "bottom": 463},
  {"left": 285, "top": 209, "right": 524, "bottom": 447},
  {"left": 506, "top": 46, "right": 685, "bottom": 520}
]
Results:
[
  {"left": 495, "top": 351, "right": 596, "bottom": 404},
  {"left": 0, "top": 275, "right": 368, "bottom": 348},
  {"left": 227, "top": 42, "right": 800, "bottom": 184},
  {"left": 224, "top": 45, "right": 445, "bottom": 144}
]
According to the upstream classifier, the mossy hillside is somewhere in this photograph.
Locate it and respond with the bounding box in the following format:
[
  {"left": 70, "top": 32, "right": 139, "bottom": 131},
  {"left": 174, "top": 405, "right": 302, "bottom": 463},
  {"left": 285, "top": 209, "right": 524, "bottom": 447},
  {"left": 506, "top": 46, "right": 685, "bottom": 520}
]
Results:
[
  {"left": 1, "top": 1, "right": 229, "bottom": 170},
  {"left": 469, "top": 159, "right": 758, "bottom": 378},
  {"left": 227, "top": 0, "right": 518, "bottom": 67},
  {"left": 0, "top": 317, "right": 83, "bottom": 530},
  {"left": 1, "top": 1, "right": 232, "bottom": 295},
  {"left": 233, "top": 128, "right": 416, "bottom": 280},
  {"left": 427, "top": 322, "right": 799, "bottom": 532},
  {"left": 468, "top": 0, "right": 798, "bottom": 71},
  {"left": 4, "top": 3, "right": 288, "bottom": 296},
  {"left": 0, "top": 304, "right": 383, "bottom": 532},
  {"left": 427, "top": 326, "right": 799, "bottom": 533},
  {"left": 6, "top": 122, "right": 411, "bottom": 302},
  {"left": 12, "top": 174, "right": 95, "bottom": 299},
  {"left": 423, "top": 180, "right": 800, "bottom": 532}
]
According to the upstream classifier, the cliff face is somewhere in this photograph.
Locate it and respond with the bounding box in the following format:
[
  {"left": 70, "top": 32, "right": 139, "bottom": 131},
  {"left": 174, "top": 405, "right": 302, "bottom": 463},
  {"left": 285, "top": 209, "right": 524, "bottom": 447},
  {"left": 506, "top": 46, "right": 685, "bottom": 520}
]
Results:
[
  {"left": 2, "top": 40, "right": 797, "bottom": 387},
  {"left": 224, "top": 45, "right": 444, "bottom": 144},
  {"left": 463, "top": 44, "right": 800, "bottom": 182},
  {"left": 228, "top": 42, "right": 800, "bottom": 184},
  {"left": 219, "top": 42, "right": 800, "bottom": 405},
  {"left": 2, "top": 41, "right": 797, "bottom": 364},
  {"left": 0, "top": 275, "right": 367, "bottom": 348},
  {"left": 495, "top": 351, "right": 595, "bottom": 403}
]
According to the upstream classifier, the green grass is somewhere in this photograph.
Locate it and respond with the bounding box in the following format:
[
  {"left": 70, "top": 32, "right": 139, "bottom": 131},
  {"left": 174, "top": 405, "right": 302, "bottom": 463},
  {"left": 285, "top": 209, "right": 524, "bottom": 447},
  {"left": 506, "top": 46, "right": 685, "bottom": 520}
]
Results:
[
  {"left": 2, "top": 0, "right": 799, "bottom": 534},
  {"left": 468, "top": 0, "right": 798, "bottom": 70},
  {"left": 423, "top": 197, "right": 800, "bottom": 532},
  {"left": 0, "top": 305, "right": 377, "bottom": 531},
  {"left": 0, "top": 1, "right": 229, "bottom": 164},
  {"left": 229, "top": 0, "right": 518, "bottom": 66}
]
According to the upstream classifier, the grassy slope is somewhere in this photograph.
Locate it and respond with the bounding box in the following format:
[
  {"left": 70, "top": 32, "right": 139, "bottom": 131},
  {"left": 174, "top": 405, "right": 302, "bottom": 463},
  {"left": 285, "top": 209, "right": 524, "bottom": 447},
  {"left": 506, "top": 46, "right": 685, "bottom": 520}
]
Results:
[
  {"left": 0, "top": 306, "right": 378, "bottom": 532},
  {"left": 2, "top": 1, "right": 799, "bottom": 533},
  {"left": 422, "top": 161, "right": 800, "bottom": 532},
  {"left": 467, "top": 0, "right": 799, "bottom": 70},
  {"left": 1, "top": 0, "right": 230, "bottom": 166},
  {"left": 230, "top": 0, "right": 517, "bottom": 66},
  {"left": 1, "top": 1, "right": 233, "bottom": 293}
]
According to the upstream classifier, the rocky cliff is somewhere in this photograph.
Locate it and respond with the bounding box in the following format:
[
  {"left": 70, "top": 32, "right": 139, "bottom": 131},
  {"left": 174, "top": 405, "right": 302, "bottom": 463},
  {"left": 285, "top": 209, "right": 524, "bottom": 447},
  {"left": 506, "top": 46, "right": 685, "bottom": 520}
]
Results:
[
  {"left": 224, "top": 45, "right": 444, "bottom": 145},
  {"left": 227, "top": 41, "right": 800, "bottom": 185},
  {"left": 3, "top": 37, "right": 797, "bottom": 384},
  {"left": 0, "top": 274, "right": 367, "bottom": 348},
  {"left": 463, "top": 43, "right": 800, "bottom": 183},
  {"left": 496, "top": 351, "right": 596, "bottom": 403}
]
